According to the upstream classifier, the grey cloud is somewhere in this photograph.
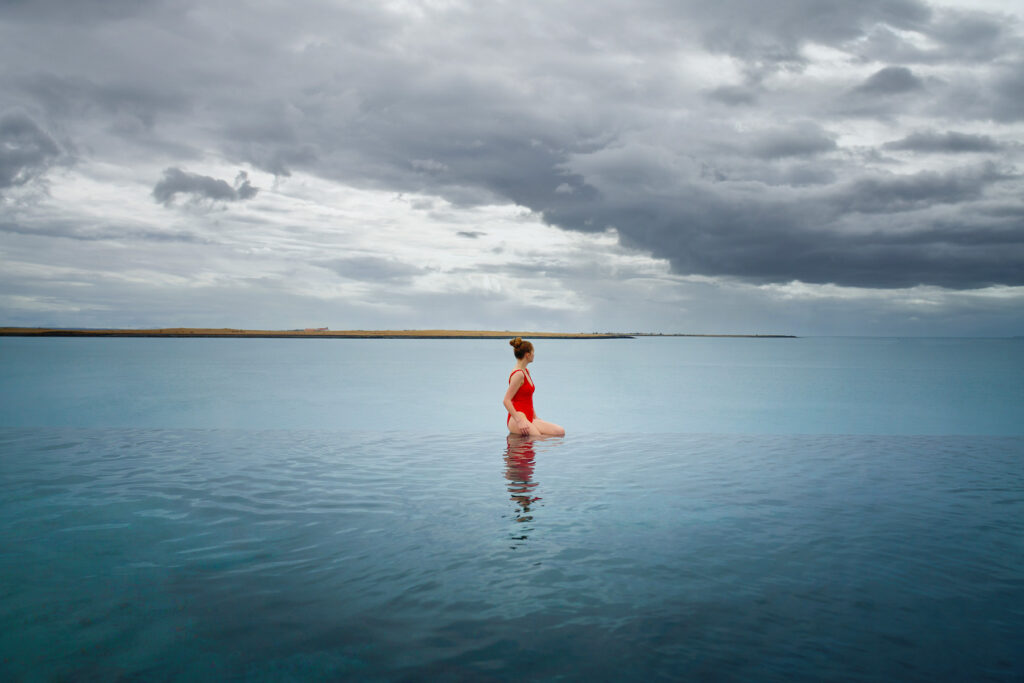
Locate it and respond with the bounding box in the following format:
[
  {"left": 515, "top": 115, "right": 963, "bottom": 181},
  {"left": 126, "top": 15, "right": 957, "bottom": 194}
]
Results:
[
  {"left": 320, "top": 257, "right": 424, "bottom": 283},
  {"left": 883, "top": 130, "right": 1002, "bottom": 153},
  {"left": 254, "top": 147, "right": 317, "bottom": 178},
  {"left": 152, "top": 168, "right": 258, "bottom": 206},
  {"left": 851, "top": 9, "right": 1018, "bottom": 64},
  {"left": 981, "top": 203, "right": 1024, "bottom": 220},
  {"left": 457, "top": 231, "right": 485, "bottom": 239},
  {"left": 706, "top": 85, "right": 758, "bottom": 106},
  {"left": 411, "top": 159, "right": 448, "bottom": 173},
  {"left": 461, "top": 256, "right": 662, "bottom": 284},
  {"left": 694, "top": 0, "right": 931, "bottom": 69},
  {"left": 780, "top": 165, "right": 837, "bottom": 187},
  {"left": 734, "top": 163, "right": 838, "bottom": 187},
  {"left": 928, "top": 11, "right": 1016, "bottom": 63},
  {"left": 234, "top": 172, "right": 258, "bottom": 200},
  {"left": 747, "top": 123, "right": 837, "bottom": 159},
  {"left": 854, "top": 66, "right": 924, "bottom": 95},
  {"left": 831, "top": 64, "right": 934, "bottom": 117},
  {"left": 0, "top": 216, "right": 212, "bottom": 244},
  {"left": 852, "top": 26, "right": 930, "bottom": 64},
  {"left": 0, "top": 111, "right": 61, "bottom": 189},
  {"left": 991, "top": 60, "right": 1024, "bottom": 122},
  {"left": 221, "top": 107, "right": 318, "bottom": 177},
  {"left": 226, "top": 140, "right": 317, "bottom": 178},
  {"left": 931, "top": 59, "right": 1024, "bottom": 123},
  {"left": 19, "top": 74, "right": 188, "bottom": 130},
  {"left": 6, "top": 0, "right": 1024, "bottom": 298},
  {"left": 834, "top": 163, "right": 1007, "bottom": 214},
  {"left": 688, "top": 4, "right": 1022, "bottom": 123},
  {"left": 541, "top": 159, "right": 1021, "bottom": 289},
  {"left": 0, "top": 0, "right": 162, "bottom": 24}
]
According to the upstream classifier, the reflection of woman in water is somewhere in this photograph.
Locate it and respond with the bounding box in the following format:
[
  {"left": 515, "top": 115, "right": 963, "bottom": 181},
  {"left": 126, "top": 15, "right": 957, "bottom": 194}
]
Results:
[
  {"left": 503, "top": 337, "right": 565, "bottom": 437},
  {"left": 505, "top": 436, "right": 540, "bottom": 523}
]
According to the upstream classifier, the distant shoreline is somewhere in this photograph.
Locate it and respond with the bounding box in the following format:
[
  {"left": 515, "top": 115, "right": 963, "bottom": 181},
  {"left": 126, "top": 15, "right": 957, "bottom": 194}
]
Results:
[
  {"left": 631, "top": 333, "right": 796, "bottom": 338},
  {"left": 0, "top": 327, "right": 796, "bottom": 339},
  {"left": 0, "top": 327, "right": 633, "bottom": 339}
]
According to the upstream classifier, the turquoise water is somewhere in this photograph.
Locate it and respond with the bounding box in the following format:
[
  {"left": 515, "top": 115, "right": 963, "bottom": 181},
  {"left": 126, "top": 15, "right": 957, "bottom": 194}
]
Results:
[
  {"left": 1, "top": 337, "right": 1023, "bottom": 680},
  {"left": 2, "top": 336, "right": 1022, "bottom": 434}
]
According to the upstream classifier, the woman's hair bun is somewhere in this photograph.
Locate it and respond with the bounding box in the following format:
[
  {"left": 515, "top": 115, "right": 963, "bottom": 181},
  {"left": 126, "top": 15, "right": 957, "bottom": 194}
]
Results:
[{"left": 510, "top": 337, "right": 522, "bottom": 348}]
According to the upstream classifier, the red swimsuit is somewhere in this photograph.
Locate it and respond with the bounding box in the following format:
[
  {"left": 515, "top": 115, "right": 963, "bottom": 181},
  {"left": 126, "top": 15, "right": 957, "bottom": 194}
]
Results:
[{"left": 507, "top": 369, "right": 535, "bottom": 426}]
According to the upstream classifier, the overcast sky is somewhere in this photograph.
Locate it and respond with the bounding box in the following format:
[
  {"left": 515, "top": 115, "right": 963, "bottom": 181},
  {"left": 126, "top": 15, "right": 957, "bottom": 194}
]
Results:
[{"left": 2, "top": 0, "right": 1023, "bottom": 335}]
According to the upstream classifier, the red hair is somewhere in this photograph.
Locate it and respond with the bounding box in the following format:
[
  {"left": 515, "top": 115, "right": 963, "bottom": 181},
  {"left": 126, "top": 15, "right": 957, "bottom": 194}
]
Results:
[{"left": 509, "top": 337, "right": 533, "bottom": 359}]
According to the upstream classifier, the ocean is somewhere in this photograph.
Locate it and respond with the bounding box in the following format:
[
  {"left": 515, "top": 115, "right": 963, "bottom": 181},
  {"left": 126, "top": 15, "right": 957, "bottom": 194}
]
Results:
[{"left": 1, "top": 336, "right": 1022, "bottom": 680}]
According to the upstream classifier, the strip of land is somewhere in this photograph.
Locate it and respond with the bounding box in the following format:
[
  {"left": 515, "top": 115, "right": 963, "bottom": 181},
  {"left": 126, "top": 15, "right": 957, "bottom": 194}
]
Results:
[
  {"left": 631, "top": 333, "right": 796, "bottom": 338},
  {"left": 0, "top": 327, "right": 635, "bottom": 339},
  {"left": 0, "top": 327, "right": 797, "bottom": 339}
]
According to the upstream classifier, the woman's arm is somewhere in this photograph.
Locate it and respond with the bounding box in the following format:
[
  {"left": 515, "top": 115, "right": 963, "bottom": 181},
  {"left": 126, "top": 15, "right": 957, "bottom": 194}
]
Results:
[{"left": 503, "top": 371, "right": 532, "bottom": 435}]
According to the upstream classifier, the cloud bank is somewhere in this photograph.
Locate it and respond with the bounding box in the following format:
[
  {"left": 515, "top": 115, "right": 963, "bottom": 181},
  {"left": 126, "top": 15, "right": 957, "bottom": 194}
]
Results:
[{"left": 1, "top": 0, "right": 1023, "bottom": 333}]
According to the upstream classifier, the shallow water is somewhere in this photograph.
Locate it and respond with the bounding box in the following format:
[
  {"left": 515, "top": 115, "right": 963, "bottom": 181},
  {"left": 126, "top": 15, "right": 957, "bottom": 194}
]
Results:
[
  {"left": 2, "top": 428, "right": 1022, "bottom": 680},
  {"left": 1, "top": 337, "right": 1023, "bottom": 680},
  {"left": 2, "top": 336, "right": 1022, "bottom": 434}
]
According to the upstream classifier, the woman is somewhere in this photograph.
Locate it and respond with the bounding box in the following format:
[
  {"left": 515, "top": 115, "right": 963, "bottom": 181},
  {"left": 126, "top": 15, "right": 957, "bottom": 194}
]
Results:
[{"left": 503, "top": 337, "right": 565, "bottom": 437}]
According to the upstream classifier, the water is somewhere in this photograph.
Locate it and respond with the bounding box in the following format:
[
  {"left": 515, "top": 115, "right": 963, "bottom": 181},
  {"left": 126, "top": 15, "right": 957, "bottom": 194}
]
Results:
[
  {"left": 1, "top": 337, "right": 1023, "bottom": 680},
  {"left": 2, "top": 336, "right": 1022, "bottom": 434}
]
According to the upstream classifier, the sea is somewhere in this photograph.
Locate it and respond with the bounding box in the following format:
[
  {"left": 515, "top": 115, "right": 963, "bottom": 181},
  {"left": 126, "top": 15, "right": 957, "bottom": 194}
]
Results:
[{"left": 1, "top": 336, "right": 1022, "bottom": 681}]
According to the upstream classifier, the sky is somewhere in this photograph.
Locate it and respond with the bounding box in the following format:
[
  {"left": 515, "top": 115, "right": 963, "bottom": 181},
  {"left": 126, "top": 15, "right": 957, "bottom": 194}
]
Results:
[{"left": 1, "top": 0, "right": 1023, "bottom": 336}]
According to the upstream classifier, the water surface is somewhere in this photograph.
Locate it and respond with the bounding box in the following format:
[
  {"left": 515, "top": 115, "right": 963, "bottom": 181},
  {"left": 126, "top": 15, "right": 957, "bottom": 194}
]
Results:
[
  {"left": 1, "top": 337, "right": 1023, "bottom": 680},
  {"left": 2, "top": 429, "right": 1022, "bottom": 680},
  {"left": 2, "top": 336, "right": 1021, "bottom": 434}
]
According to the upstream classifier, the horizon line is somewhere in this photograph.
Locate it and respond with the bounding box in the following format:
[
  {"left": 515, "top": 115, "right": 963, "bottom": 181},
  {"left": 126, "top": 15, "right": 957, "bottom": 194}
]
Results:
[{"left": 0, "top": 326, "right": 798, "bottom": 339}]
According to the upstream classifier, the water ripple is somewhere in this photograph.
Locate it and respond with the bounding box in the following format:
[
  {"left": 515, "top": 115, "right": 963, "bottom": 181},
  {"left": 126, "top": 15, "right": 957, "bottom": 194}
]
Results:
[{"left": 1, "top": 428, "right": 1022, "bottom": 680}]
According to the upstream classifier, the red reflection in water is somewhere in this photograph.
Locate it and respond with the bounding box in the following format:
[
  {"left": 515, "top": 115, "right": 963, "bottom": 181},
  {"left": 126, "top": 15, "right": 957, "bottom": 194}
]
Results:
[{"left": 504, "top": 435, "right": 541, "bottom": 524}]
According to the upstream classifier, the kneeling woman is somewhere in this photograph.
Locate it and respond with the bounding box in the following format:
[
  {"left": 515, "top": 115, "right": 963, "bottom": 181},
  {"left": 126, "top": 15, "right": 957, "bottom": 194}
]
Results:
[{"left": 503, "top": 337, "right": 565, "bottom": 437}]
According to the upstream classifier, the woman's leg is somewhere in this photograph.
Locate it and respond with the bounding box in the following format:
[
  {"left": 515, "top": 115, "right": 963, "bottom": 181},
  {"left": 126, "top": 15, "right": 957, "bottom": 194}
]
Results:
[
  {"left": 508, "top": 413, "right": 542, "bottom": 436},
  {"left": 531, "top": 418, "right": 565, "bottom": 437}
]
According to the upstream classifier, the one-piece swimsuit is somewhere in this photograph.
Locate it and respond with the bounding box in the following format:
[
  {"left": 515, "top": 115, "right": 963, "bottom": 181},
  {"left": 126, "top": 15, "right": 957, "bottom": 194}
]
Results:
[{"left": 507, "top": 369, "right": 535, "bottom": 426}]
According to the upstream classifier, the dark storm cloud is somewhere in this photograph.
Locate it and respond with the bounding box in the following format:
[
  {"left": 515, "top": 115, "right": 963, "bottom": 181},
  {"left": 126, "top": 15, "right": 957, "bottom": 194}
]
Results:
[
  {"left": 5, "top": 0, "right": 1024, "bottom": 296},
  {"left": 854, "top": 66, "right": 925, "bottom": 95},
  {"left": 0, "top": 111, "right": 61, "bottom": 189},
  {"left": 539, "top": 157, "right": 1022, "bottom": 289},
  {"left": 883, "top": 131, "right": 1003, "bottom": 153},
  {"left": 152, "top": 168, "right": 258, "bottom": 206},
  {"left": 836, "top": 163, "right": 1008, "bottom": 214},
  {"left": 619, "top": 202, "right": 1023, "bottom": 290}
]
